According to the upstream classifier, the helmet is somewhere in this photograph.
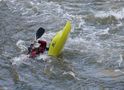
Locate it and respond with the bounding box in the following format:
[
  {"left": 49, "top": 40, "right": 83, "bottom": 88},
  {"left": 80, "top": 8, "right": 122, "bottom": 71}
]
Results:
[{"left": 34, "top": 42, "right": 40, "bottom": 48}]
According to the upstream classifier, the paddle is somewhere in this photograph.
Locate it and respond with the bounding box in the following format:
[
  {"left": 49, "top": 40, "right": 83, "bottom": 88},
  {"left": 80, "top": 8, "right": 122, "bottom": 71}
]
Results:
[
  {"left": 28, "top": 27, "right": 45, "bottom": 54},
  {"left": 35, "top": 27, "right": 45, "bottom": 40}
]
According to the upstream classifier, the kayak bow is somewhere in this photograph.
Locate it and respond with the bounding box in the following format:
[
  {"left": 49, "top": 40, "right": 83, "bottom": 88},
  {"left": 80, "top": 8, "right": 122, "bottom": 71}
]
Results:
[{"left": 48, "top": 21, "right": 71, "bottom": 56}]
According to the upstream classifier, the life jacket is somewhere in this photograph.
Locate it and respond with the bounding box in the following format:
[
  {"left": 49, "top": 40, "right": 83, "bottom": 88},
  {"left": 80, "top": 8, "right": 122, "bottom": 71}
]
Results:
[
  {"left": 29, "top": 40, "right": 47, "bottom": 58},
  {"left": 38, "top": 40, "right": 47, "bottom": 54}
]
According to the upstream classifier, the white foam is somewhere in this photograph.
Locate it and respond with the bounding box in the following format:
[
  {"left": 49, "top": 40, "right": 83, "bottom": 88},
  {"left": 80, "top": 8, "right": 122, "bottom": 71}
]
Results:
[
  {"left": 63, "top": 71, "right": 80, "bottom": 80},
  {"left": 16, "top": 40, "right": 28, "bottom": 53},
  {"left": 95, "top": 8, "right": 124, "bottom": 19},
  {"left": 95, "top": 28, "right": 109, "bottom": 35},
  {"left": 114, "top": 69, "right": 124, "bottom": 74},
  {"left": 36, "top": 54, "right": 48, "bottom": 61},
  {"left": 117, "top": 54, "right": 124, "bottom": 67},
  {"left": 68, "top": 37, "right": 85, "bottom": 45},
  {"left": 11, "top": 54, "right": 29, "bottom": 65}
]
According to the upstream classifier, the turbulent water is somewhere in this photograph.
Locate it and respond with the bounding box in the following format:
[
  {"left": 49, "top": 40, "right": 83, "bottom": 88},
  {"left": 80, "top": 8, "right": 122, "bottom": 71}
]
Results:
[{"left": 0, "top": 0, "right": 124, "bottom": 90}]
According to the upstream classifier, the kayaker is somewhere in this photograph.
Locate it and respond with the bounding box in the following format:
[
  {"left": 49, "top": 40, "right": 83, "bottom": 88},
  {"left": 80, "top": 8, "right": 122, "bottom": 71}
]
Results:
[
  {"left": 28, "top": 27, "right": 49, "bottom": 58},
  {"left": 28, "top": 40, "right": 48, "bottom": 58}
]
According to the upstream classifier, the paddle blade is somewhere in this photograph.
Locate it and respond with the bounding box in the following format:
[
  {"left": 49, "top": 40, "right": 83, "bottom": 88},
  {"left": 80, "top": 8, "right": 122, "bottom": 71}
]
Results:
[{"left": 36, "top": 27, "right": 45, "bottom": 40}]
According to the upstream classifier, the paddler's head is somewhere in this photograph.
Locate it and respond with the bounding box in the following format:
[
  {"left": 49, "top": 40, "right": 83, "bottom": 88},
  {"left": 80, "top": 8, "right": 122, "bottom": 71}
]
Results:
[{"left": 34, "top": 42, "right": 40, "bottom": 48}]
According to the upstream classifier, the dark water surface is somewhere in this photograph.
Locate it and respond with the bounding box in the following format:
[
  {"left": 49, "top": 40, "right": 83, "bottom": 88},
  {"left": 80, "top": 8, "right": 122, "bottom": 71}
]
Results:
[{"left": 0, "top": 0, "right": 124, "bottom": 90}]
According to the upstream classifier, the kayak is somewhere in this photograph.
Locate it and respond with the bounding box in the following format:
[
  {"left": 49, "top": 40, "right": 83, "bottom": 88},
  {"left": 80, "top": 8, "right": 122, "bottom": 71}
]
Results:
[{"left": 48, "top": 21, "right": 71, "bottom": 57}]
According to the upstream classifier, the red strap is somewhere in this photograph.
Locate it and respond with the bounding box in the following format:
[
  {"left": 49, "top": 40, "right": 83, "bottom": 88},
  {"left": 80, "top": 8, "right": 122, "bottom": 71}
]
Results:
[{"left": 30, "top": 50, "right": 37, "bottom": 58}]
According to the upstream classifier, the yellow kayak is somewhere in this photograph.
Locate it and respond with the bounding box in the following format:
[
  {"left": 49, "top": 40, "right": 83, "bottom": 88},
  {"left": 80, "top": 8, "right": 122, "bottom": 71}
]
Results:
[{"left": 48, "top": 21, "right": 71, "bottom": 57}]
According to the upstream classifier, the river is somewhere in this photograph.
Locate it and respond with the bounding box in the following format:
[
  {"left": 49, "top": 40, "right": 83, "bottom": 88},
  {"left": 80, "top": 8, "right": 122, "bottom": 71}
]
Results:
[{"left": 0, "top": 0, "right": 124, "bottom": 90}]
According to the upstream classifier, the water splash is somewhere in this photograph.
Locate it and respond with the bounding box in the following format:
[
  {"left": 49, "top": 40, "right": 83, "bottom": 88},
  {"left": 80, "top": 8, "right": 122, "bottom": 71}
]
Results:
[
  {"left": 11, "top": 54, "right": 29, "bottom": 65},
  {"left": 63, "top": 71, "right": 80, "bottom": 80},
  {"left": 94, "top": 8, "right": 124, "bottom": 19},
  {"left": 16, "top": 40, "right": 28, "bottom": 53}
]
